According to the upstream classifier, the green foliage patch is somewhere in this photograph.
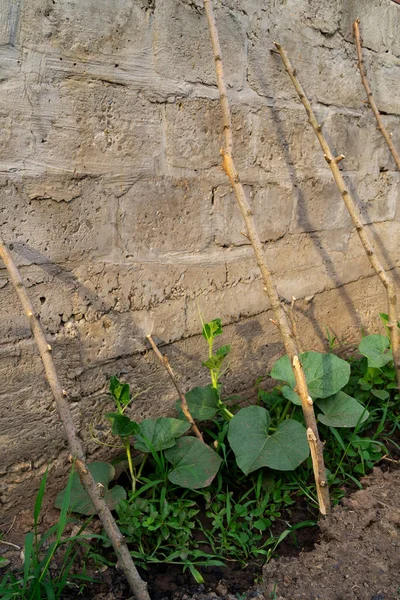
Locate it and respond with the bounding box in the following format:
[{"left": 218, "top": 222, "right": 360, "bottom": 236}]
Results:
[{"left": 50, "top": 317, "right": 400, "bottom": 583}]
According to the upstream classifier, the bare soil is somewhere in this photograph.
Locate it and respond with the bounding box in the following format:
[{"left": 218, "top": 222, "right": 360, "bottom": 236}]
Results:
[{"left": 263, "top": 467, "right": 400, "bottom": 600}]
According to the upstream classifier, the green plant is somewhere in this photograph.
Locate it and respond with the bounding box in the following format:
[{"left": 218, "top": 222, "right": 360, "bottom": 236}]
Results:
[
  {"left": 321, "top": 328, "right": 400, "bottom": 491},
  {"left": 0, "top": 467, "right": 104, "bottom": 600},
  {"left": 55, "top": 461, "right": 126, "bottom": 514},
  {"left": 268, "top": 350, "right": 369, "bottom": 428},
  {"left": 198, "top": 488, "right": 284, "bottom": 564},
  {"left": 54, "top": 317, "right": 400, "bottom": 585},
  {"left": 116, "top": 487, "right": 223, "bottom": 583},
  {"left": 325, "top": 326, "right": 339, "bottom": 351},
  {"left": 269, "top": 582, "right": 278, "bottom": 600},
  {"left": 180, "top": 319, "right": 312, "bottom": 475}
]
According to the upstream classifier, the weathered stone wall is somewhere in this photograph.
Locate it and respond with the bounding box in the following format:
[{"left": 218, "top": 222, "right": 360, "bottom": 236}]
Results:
[{"left": 1, "top": 0, "right": 400, "bottom": 515}]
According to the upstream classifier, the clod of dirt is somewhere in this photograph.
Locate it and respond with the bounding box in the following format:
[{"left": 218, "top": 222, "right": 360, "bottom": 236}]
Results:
[{"left": 263, "top": 467, "right": 400, "bottom": 600}]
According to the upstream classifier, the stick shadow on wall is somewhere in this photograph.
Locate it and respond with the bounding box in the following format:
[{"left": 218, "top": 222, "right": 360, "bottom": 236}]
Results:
[
  {"left": 344, "top": 176, "right": 400, "bottom": 291},
  {"left": 252, "top": 56, "right": 363, "bottom": 345},
  {"left": 3, "top": 242, "right": 208, "bottom": 401}
]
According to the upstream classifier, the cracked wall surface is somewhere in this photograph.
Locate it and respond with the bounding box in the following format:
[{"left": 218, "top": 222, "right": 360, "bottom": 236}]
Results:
[{"left": 1, "top": 0, "right": 400, "bottom": 515}]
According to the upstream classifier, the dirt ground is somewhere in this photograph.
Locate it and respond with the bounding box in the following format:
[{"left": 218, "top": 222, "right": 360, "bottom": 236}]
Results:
[{"left": 262, "top": 467, "right": 400, "bottom": 600}]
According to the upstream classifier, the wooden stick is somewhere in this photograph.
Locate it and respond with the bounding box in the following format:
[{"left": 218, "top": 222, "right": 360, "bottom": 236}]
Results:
[
  {"left": 306, "top": 428, "right": 328, "bottom": 515},
  {"left": 284, "top": 297, "right": 303, "bottom": 354},
  {"left": 146, "top": 334, "right": 204, "bottom": 442},
  {"left": 202, "top": 0, "right": 330, "bottom": 516},
  {"left": 274, "top": 42, "right": 400, "bottom": 392},
  {"left": 381, "top": 454, "right": 400, "bottom": 465},
  {"left": 353, "top": 19, "right": 400, "bottom": 172},
  {"left": 0, "top": 240, "right": 150, "bottom": 600},
  {"left": 293, "top": 355, "right": 327, "bottom": 516}
]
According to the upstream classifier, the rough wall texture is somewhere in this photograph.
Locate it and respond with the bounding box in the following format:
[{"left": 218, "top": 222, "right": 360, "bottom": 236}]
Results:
[{"left": 1, "top": 0, "right": 400, "bottom": 516}]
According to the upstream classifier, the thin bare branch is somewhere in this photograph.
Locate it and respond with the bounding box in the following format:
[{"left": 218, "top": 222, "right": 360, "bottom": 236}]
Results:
[
  {"left": 0, "top": 240, "right": 150, "bottom": 600},
  {"left": 0, "top": 539, "right": 21, "bottom": 551},
  {"left": 353, "top": 19, "right": 400, "bottom": 172},
  {"left": 274, "top": 42, "right": 400, "bottom": 392},
  {"left": 203, "top": 0, "right": 330, "bottom": 516},
  {"left": 146, "top": 334, "right": 204, "bottom": 442},
  {"left": 283, "top": 297, "right": 303, "bottom": 354}
]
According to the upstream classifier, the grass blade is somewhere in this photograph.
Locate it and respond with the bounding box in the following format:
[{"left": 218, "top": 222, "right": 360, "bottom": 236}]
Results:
[
  {"left": 33, "top": 469, "right": 48, "bottom": 564},
  {"left": 56, "top": 466, "right": 75, "bottom": 545},
  {"left": 23, "top": 531, "right": 34, "bottom": 586},
  {"left": 42, "top": 579, "right": 56, "bottom": 600},
  {"left": 34, "top": 470, "right": 48, "bottom": 526}
]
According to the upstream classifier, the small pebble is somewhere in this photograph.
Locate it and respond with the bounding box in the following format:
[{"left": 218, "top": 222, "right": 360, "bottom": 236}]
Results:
[{"left": 216, "top": 583, "right": 228, "bottom": 597}]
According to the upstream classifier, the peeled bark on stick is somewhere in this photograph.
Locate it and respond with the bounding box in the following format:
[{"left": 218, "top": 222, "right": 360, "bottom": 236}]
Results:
[
  {"left": 274, "top": 42, "right": 400, "bottom": 391},
  {"left": 146, "top": 334, "right": 204, "bottom": 442},
  {"left": 353, "top": 19, "right": 400, "bottom": 172},
  {"left": 202, "top": 0, "right": 330, "bottom": 516},
  {"left": 0, "top": 240, "right": 150, "bottom": 600}
]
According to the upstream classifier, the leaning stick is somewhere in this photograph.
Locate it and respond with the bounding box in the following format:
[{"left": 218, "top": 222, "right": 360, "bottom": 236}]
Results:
[
  {"left": 353, "top": 19, "right": 400, "bottom": 172},
  {"left": 284, "top": 297, "right": 304, "bottom": 354},
  {"left": 274, "top": 42, "right": 400, "bottom": 391},
  {"left": 146, "top": 334, "right": 204, "bottom": 442},
  {"left": 203, "top": 0, "right": 330, "bottom": 516},
  {"left": 0, "top": 240, "right": 150, "bottom": 600}
]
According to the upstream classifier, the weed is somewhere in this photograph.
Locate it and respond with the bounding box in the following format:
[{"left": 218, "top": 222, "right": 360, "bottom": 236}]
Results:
[
  {"left": 269, "top": 582, "right": 278, "bottom": 599},
  {"left": 325, "top": 326, "right": 339, "bottom": 351},
  {"left": 0, "top": 466, "right": 104, "bottom": 599}
]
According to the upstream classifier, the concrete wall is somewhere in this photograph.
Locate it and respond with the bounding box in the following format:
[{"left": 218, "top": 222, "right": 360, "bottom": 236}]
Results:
[{"left": 1, "top": 0, "right": 400, "bottom": 515}]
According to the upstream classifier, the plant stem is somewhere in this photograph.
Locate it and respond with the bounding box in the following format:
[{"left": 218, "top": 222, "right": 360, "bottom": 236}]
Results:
[
  {"left": 136, "top": 454, "right": 148, "bottom": 480},
  {"left": 274, "top": 41, "right": 400, "bottom": 392},
  {"left": 207, "top": 338, "right": 219, "bottom": 389},
  {"left": 125, "top": 440, "right": 136, "bottom": 493},
  {"left": 211, "top": 370, "right": 218, "bottom": 389},
  {"left": 146, "top": 334, "right": 204, "bottom": 442},
  {"left": 220, "top": 405, "right": 234, "bottom": 420},
  {"left": 278, "top": 400, "right": 292, "bottom": 424},
  {"left": 202, "top": 0, "right": 330, "bottom": 516},
  {"left": 0, "top": 240, "right": 150, "bottom": 600},
  {"left": 353, "top": 19, "right": 400, "bottom": 172}
]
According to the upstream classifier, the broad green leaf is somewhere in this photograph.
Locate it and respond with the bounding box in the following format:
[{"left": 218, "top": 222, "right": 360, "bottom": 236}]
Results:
[
  {"left": 258, "top": 390, "right": 282, "bottom": 405},
  {"left": 105, "top": 413, "right": 140, "bottom": 437},
  {"left": 134, "top": 418, "right": 190, "bottom": 453},
  {"left": 371, "top": 388, "right": 390, "bottom": 401},
  {"left": 301, "top": 352, "right": 350, "bottom": 399},
  {"left": 109, "top": 376, "right": 130, "bottom": 407},
  {"left": 175, "top": 385, "right": 220, "bottom": 421},
  {"left": 165, "top": 437, "right": 222, "bottom": 489},
  {"left": 228, "top": 406, "right": 309, "bottom": 475},
  {"left": 54, "top": 462, "right": 126, "bottom": 515},
  {"left": 270, "top": 355, "right": 296, "bottom": 389},
  {"left": 359, "top": 334, "right": 393, "bottom": 368},
  {"left": 0, "top": 557, "right": 10, "bottom": 568},
  {"left": 271, "top": 352, "right": 350, "bottom": 399},
  {"left": 105, "top": 485, "right": 127, "bottom": 509},
  {"left": 317, "top": 392, "right": 369, "bottom": 428},
  {"left": 282, "top": 385, "right": 301, "bottom": 406},
  {"left": 202, "top": 318, "right": 223, "bottom": 341}
]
